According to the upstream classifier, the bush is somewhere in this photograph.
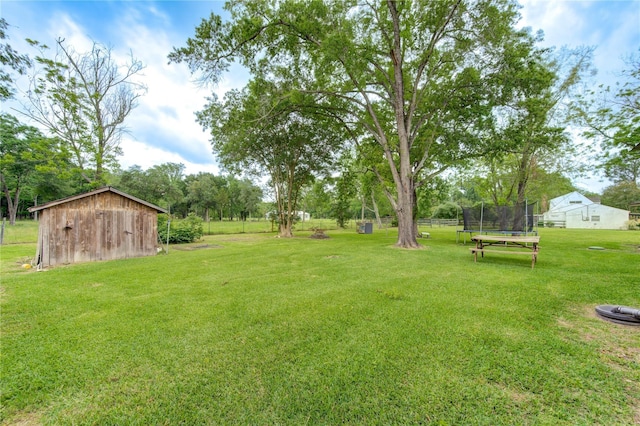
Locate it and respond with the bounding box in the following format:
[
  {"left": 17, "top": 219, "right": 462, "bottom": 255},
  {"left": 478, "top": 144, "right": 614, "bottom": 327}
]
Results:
[
  {"left": 431, "top": 202, "right": 461, "bottom": 219},
  {"left": 158, "top": 214, "right": 204, "bottom": 244}
]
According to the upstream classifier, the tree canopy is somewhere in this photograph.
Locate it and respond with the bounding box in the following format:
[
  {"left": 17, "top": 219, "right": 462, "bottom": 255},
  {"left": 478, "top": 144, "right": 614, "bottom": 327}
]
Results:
[
  {"left": 170, "top": 0, "right": 545, "bottom": 247},
  {"left": 0, "top": 113, "right": 68, "bottom": 224},
  {"left": 0, "top": 18, "right": 31, "bottom": 101},
  {"left": 574, "top": 50, "right": 640, "bottom": 185},
  {"left": 197, "top": 79, "right": 345, "bottom": 237},
  {"left": 22, "top": 38, "right": 146, "bottom": 187}
]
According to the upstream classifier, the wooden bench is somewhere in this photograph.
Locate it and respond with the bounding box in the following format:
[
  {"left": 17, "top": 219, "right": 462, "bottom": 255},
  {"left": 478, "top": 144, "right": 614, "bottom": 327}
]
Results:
[{"left": 470, "top": 248, "right": 538, "bottom": 268}]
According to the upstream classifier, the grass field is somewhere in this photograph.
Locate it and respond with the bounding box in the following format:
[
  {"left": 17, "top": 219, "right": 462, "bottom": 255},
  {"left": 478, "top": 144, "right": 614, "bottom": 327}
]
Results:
[
  {"left": 199, "top": 218, "right": 345, "bottom": 235},
  {"left": 1, "top": 221, "right": 639, "bottom": 424}
]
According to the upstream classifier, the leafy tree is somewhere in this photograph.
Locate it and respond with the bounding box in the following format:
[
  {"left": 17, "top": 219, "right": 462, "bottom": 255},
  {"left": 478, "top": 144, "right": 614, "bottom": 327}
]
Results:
[
  {"left": 29, "top": 167, "right": 76, "bottom": 206},
  {"left": 186, "top": 172, "right": 219, "bottom": 222},
  {"left": 115, "top": 163, "right": 186, "bottom": 215},
  {"left": 347, "top": 160, "right": 394, "bottom": 228},
  {"left": 523, "top": 169, "right": 575, "bottom": 212},
  {"left": 212, "top": 175, "right": 230, "bottom": 221},
  {"left": 226, "top": 176, "right": 242, "bottom": 221},
  {"left": 115, "top": 165, "right": 149, "bottom": 199},
  {"left": 449, "top": 171, "right": 484, "bottom": 206},
  {"left": 601, "top": 181, "right": 640, "bottom": 211},
  {"left": 416, "top": 176, "right": 451, "bottom": 218},
  {"left": 170, "top": 0, "right": 540, "bottom": 248},
  {"left": 0, "top": 19, "right": 31, "bottom": 101},
  {"left": 481, "top": 46, "right": 593, "bottom": 213},
  {"left": 22, "top": 39, "right": 145, "bottom": 186},
  {"left": 0, "top": 113, "right": 67, "bottom": 224},
  {"left": 196, "top": 80, "right": 343, "bottom": 237},
  {"left": 331, "top": 161, "right": 357, "bottom": 228},
  {"left": 236, "top": 177, "right": 263, "bottom": 220},
  {"left": 146, "top": 163, "right": 185, "bottom": 214},
  {"left": 302, "top": 179, "right": 332, "bottom": 219},
  {"left": 600, "top": 148, "right": 640, "bottom": 185},
  {"left": 431, "top": 202, "right": 461, "bottom": 219},
  {"left": 574, "top": 50, "right": 640, "bottom": 182}
]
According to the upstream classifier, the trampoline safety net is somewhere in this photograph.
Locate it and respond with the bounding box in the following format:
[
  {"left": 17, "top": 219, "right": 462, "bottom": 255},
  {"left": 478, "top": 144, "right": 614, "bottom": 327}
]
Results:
[{"left": 462, "top": 203, "right": 536, "bottom": 233}]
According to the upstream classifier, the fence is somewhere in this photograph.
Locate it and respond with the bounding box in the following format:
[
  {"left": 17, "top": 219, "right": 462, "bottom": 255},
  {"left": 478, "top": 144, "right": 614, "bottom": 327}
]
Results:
[{"left": 417, "top": 218, "right": 460, "bottom": 227}]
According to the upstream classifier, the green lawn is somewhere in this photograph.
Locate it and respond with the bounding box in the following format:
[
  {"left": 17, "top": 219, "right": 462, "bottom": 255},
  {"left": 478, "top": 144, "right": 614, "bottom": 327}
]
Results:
[
  {"left": 1, "top": 223, "right": 639, "bottom": 424},
  {"left": 203, "top": 217, "right": 343, "bottom": 235}
]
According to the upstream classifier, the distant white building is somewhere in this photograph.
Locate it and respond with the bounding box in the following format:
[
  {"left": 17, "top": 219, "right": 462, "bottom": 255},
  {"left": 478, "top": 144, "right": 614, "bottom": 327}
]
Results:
[
  {"left": 543, "top": 191, "right": 629, "bottom": 230},
  {"left": 297, "top": 211, "right": 310, "bottom": 221}
]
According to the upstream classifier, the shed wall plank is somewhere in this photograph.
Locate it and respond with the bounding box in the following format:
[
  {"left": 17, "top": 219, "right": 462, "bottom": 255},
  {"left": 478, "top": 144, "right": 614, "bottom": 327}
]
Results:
[{"left": 34, "top": 191, "right": 160, "bottom": 267}]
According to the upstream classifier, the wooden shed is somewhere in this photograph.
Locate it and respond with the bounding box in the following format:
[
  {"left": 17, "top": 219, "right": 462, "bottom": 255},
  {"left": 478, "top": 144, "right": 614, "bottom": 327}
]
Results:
[{"left": 28, "top": 187, "right": 167, "bottom": 269}]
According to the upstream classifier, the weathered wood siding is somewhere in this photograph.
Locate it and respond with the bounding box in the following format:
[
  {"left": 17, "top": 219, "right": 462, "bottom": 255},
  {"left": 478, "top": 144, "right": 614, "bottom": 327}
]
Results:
[{"left": 36, "top": 191, "right": 159, "bottom": 267}]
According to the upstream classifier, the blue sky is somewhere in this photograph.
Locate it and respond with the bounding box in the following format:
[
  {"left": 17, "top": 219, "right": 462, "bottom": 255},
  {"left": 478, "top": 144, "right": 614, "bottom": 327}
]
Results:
[{"left": 2, "top": 0, "right": 639, "bottom": 191}]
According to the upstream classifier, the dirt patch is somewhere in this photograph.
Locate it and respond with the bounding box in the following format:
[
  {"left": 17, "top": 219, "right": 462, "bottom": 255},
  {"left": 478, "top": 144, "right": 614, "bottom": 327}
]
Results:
[
  {"left": 309, "top": 228, "right": 329, "bottom": 239},
  {"left": 3, "top": 410, "right": 42, "bottom": 426},
  {"left": 622, "top": 244, "right": 640, "bottom": 254},
  {"left": 310, "top": 233, "right": 329, "bottom": 239}
]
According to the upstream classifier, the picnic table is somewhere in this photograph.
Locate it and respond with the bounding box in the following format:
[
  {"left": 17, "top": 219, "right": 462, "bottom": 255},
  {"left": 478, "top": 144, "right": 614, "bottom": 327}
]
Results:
[{"left": 470, "top": 235, "right": 540, "bottom": 269}]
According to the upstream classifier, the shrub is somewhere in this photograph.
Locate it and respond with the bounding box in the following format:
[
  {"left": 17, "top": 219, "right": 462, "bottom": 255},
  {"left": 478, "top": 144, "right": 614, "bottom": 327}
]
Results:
[
  {"left": 626, "top": 219, "right": 640, "bottom": 230},
  {"left": 158, "top": 214, "right": 204, "bottom": 244},
  {"left": 431, "top": 202, "right": 461, "bottom": 219}
]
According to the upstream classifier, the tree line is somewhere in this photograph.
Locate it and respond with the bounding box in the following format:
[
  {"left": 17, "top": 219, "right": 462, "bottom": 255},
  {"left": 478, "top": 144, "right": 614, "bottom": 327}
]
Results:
[{"left": 2, "top": 4, "right": 639, "bottom": 241}]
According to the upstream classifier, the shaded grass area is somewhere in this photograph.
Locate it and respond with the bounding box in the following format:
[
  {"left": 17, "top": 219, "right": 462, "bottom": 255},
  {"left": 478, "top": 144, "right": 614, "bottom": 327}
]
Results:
[{"left": 1, "top": 227, "right": 639, "bottom": 424}]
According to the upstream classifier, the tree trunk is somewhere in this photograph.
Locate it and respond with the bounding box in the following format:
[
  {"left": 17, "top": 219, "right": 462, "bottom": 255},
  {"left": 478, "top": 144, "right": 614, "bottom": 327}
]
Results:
[
  {"left": 273, "top": 171, "right": 295, "bottom": 238},
  {"left": 412, "top": 187, "right": 420, "bottom": 237},
  {"left": 387, "top": 0, "right": 419, "bottom": 249},
  {"left": 513, "top": 150, "right": 533, "bottom": 232},
  {"left": 95, "top": 144, "right": 104, "bottom": 185},
  {"left": 279, "top": 221, "right": 293, "bottom": 238},
  {"left": 0, "top": 174, "right": 20, "bottom": 225},
  {"left": 394, "top": 179, "right": 420, "bottom": 248},
  {"left": 371, "top": 191, "right": 382, "bottom": 229}
]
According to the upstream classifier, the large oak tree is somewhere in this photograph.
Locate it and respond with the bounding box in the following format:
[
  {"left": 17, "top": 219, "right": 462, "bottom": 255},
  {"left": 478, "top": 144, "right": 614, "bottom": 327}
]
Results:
[{"left": 171, "top": 0, "right": 539, "bottom": 247}]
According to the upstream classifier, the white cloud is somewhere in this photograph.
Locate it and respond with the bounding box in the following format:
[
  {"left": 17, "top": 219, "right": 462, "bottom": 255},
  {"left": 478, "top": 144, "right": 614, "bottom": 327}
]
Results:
[
  {"left": 119, "top": 139, "right": 219, "bottom": 175},
  {"left": 37, "top": 4, "right": 240, "bottom": 175},
  {"left": 106, "top": 5, "right": 215, "bottom": 167},
  {"left": 105, "top": 3, "right": 251, "bottom": 175},
  {"left": 4, "top": 1, "right": 248, "bottom": 178},
  {"left": 519, "top": 0, "right": 639, "bottom": 81},
  {"left": 45, "top": 12, "right": 94, "bottom": 52},
  {"left": 519, "top": 0, "right": 583, "bottom": 44}
]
